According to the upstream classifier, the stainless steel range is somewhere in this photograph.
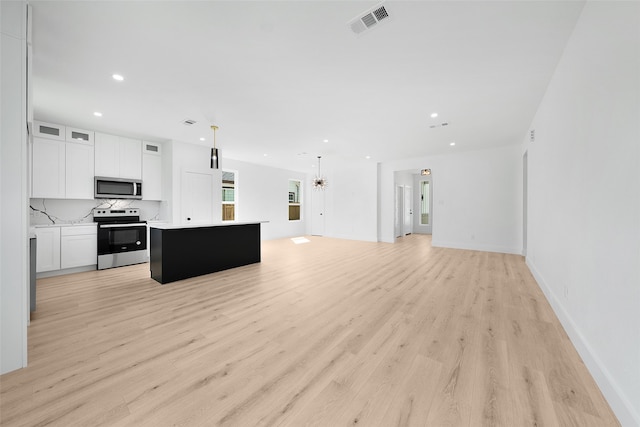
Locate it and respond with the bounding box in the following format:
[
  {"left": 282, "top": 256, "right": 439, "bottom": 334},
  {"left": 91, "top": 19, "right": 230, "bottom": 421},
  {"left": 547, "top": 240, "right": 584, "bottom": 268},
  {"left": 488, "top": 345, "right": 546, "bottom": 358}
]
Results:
[{"left": 94, "top": 208, "right": 147, "bottom": 270}]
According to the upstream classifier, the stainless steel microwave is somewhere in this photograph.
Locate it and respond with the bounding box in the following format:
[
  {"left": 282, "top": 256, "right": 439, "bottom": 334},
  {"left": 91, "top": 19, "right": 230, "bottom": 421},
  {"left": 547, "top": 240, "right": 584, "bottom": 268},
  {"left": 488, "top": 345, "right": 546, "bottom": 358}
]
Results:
[{"left": 95, "top": 177, "right": 142, "bottom": 199}]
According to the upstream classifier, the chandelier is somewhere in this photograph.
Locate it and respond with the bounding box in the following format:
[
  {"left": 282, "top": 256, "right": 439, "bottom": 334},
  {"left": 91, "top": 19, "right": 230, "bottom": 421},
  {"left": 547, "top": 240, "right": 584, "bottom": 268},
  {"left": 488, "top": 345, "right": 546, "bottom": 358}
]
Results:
[{"left": 313, "top": 156, "right": 327, "bottom": 189}]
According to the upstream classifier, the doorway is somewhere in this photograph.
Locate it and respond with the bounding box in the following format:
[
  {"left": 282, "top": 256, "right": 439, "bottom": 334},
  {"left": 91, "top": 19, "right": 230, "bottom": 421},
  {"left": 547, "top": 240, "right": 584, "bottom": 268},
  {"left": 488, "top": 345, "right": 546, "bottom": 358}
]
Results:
[
  {"left": 395, "top": 184, "right": 413, "bottom": 238},
  {"left": 403, "top": 186, "right": 413, "bottom": 235},
  {"left": 311, "top": 188, "right": 325, "bottom": 236}
]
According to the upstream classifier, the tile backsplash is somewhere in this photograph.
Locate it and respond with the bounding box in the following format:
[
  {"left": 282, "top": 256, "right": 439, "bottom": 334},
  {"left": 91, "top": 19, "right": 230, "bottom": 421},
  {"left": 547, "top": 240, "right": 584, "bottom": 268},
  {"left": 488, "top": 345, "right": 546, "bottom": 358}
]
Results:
[{"left": 30, "top": 198, "right": 163, "bottom": 225}]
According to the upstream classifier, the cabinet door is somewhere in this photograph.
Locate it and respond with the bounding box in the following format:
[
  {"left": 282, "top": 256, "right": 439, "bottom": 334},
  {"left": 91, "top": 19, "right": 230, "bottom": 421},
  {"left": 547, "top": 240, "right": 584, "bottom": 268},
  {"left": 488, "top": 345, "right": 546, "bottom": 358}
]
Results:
[
  {"left": 119, "top": 137, "right": 142, "bottom": 179},
  {"left": 94, "top": 132, "right": 120, "bottom": 177},
  {"left": 65, "top": 127, "right": 94, "bottom": 144},
  {"left": 61, "top": 234, "right": 97, "bottom": 269},
  {"left": 142, "top": 152, "right": 162, "bottom": 200},
  {"left": 32, "top": 137, "right": 65, "bottom": 198},
  {"left": 65, "top": 142, "right": 95, "bottom": 199},
  {"left": 33, "top": 121, "right": 65, "bottom": 141},
  {"left": 35, "top": 227, "right": 61, "bottom": 272}
]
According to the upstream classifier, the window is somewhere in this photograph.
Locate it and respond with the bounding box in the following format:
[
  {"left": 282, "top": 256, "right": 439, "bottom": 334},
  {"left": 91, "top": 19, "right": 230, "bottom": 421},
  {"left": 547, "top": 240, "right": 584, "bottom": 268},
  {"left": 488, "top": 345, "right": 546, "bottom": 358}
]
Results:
[
  {"left": 288, "top": 179, "right": 301, "bottom": 221},
  {"left": 420, "top": 180, "right": 430, "bottom": 225},
  {"left": 222, "top": 170, "right": 236, "bottom": 221}
]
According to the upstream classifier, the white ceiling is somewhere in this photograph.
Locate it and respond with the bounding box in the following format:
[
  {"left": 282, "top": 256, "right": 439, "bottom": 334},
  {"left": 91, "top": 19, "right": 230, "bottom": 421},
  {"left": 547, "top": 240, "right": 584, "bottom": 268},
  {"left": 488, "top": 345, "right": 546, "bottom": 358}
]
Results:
[{"left": 30, "top": 0, "right": 585, "bottom": 172}]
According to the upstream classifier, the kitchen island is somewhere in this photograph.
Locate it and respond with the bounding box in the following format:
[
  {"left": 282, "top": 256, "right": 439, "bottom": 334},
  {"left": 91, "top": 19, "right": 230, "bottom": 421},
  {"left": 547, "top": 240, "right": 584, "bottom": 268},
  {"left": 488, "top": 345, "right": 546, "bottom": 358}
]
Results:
[{"left": 149, "top": 221, "right": 264, "bottom": 284}]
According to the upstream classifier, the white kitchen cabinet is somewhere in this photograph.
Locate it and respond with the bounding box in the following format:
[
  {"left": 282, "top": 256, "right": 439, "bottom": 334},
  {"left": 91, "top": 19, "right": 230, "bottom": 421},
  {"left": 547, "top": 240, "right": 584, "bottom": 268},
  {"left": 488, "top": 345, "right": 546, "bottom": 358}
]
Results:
[
  {"left": 61, "top": 226, "right": 97, "bottom": 269},
  {"left": 119, "top": 137, "right": 142, "bottom": 179},
  {"left": 34, "top": 227, "right": 61, "bottom": 272},
  {"left": 142, "top": 142, "right": 162, "bottom": 200},
  {"left": 65, "top": 141, "right": 94, "bottom": 199},
  {"left": 94, "top": 132, "right": 119, "bottom": 177},
  {"left": 32, "top": 136, "right": 95, "bottom": 199},
  {"left": 95, "top": 132, "right": 142, "bottom": 180},
  {"left": 65, "top": 126, "right": 94, "bottom": 144},
  {"left": 32, "top": 137, "right": 65, "bottom": 198},
  {"left": 33, "top": 121, "right": 65, "bottom": 141}
]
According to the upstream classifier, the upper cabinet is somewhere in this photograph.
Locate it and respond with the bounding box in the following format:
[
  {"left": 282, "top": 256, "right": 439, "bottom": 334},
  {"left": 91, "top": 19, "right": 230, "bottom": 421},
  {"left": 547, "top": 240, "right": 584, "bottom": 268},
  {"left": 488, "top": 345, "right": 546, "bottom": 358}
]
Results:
[
  {"left": 142, "top": 142, "right": 162, "bottom": 201},
  {"left": 32, "top": 137, "right": 65, "bottom": 198},
  {"left": 65, "top": 141, "right": 94, "bottom": 199},
  {"left": 31, "top": 122, "right": 162, "bottom": 201},
  {"left": 31, "top": 122, "right": 95, "bottom": 199},
  {"left": 33, "top": 121, "right": 65, "bottom": 141},
  {"left": 95, "top": 132, "right": 142, "bottom": 180}
]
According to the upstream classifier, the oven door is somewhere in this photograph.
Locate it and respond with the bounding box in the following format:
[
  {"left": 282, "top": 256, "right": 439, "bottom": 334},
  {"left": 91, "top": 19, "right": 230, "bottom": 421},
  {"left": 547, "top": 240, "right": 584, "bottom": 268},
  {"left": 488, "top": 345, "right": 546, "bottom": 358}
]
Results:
[
  {"left": 97, "top": 223, "right": 147, "bottom": 255},
  {"left": 97, "top": 222, "right": 148, "bottom": 269}
]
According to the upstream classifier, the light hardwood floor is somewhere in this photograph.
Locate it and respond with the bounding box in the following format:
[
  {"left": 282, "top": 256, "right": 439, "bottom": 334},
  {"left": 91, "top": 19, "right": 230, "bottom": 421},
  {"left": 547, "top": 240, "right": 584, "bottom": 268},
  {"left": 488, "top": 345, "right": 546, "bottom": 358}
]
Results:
[{"left": 1, "top": 235, "right": 619, "bottom": 426}]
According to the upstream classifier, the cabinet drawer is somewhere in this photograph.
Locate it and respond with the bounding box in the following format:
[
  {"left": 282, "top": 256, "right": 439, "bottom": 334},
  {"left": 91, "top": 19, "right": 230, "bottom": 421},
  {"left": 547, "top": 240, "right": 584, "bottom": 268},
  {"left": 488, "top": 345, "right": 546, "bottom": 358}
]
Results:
[{"left": 60, "top": 225, "right": 96, "bottom": 236}]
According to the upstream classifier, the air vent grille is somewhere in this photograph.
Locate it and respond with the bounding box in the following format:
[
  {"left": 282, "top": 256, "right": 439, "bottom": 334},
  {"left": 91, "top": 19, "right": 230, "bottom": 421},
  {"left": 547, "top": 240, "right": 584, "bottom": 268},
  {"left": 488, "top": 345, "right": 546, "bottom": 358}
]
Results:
[
  {"left": 349, "top": 3, "right": 391, "bottom": 35},
  {"left": 373, "top": 6, "right": 388, "bottom": 21},
  {"left": 361, "top": 13, "right": 377, "bottom": 28},
  {"left": 182, "top": 119, "right": 197, "bottom": 126}
]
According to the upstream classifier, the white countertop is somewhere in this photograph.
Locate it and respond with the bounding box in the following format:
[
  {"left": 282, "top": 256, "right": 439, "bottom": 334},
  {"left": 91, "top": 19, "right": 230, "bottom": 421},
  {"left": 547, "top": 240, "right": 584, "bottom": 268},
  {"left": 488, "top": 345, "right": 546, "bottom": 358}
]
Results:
[
  {"left": 149, "top": 221, "right": 267, "bottom": 230},
  {"left": 32, "top": 223, "right": 97, "bottom": 228}
]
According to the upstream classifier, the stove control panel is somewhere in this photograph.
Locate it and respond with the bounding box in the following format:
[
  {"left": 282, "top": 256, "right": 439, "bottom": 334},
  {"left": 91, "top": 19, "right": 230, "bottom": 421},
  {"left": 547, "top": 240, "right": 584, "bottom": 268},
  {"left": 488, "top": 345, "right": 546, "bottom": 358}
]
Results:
[{"left": 93, "top": 208, "right": 140, "bottom": 218}]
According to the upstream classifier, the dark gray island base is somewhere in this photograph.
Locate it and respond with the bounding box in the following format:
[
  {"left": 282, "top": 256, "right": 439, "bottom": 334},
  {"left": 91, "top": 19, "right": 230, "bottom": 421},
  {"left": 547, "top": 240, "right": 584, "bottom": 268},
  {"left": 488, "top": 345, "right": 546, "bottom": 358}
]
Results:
[{"left": 149, "top": 222, "right": 261, "bottom": 284}]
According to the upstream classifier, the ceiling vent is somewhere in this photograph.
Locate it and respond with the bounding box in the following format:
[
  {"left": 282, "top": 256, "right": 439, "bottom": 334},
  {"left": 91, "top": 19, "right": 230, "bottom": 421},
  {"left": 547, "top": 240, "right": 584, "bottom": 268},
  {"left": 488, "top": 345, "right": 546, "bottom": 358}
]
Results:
[
  {"left": 349, "top": 3, "right": 392, "bottom": 35},
  {"left": 182, "top": 118, "right": 197, "bottom": 126}
]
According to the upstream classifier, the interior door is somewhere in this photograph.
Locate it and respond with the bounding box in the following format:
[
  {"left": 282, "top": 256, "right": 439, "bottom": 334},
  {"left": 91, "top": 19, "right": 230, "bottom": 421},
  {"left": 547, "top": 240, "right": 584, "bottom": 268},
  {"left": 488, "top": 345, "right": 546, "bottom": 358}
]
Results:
[
  {"left": 404, "top": 186, "right": 413, "bottom": 235},
  {"left": 395, "top": 185, "right": 403, "bottom": 238},
  {"left": 181, "top": 171, "right": 214, "bottom": 224},
  {"left": 311, "top": 189, "right": 325, "bottom": 236}
]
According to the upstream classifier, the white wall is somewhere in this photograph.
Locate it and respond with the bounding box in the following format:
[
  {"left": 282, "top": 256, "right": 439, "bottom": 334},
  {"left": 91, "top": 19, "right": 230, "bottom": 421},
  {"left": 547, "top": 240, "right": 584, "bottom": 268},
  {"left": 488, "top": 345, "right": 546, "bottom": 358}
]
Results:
[
  {"left": 379, "top": 144, "right": 522, "bottom": 254},
  {"left": 525, "top": 2, "right": 640, "bottom": 425},
  {"left": 312, "top": 159, "right": 378, "bottom": 242},
  {"left": 1, "top": 0, "right": 29, "bottom": 374},
  {"left": 169, "top": 141, "right": 221, "bottom": 224},
  {"left": 223, "top": 158, "right": 306, "bottom": 240}
]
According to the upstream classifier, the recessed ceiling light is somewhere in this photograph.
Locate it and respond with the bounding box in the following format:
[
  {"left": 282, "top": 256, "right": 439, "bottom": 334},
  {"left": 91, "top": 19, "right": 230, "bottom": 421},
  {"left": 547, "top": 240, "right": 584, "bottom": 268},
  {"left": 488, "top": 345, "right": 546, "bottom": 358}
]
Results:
[
  {"left": 93, "top": 111, "right": 102, "bottom": 117},
  {"left": 199, "top": 137, "right": 205, "bottom": 141},
  {"left": 263, "top": 153, "right": 268, "bottom": 157},
  {"left": 323, "top": 139, "right": 329, "bottom": 143},
  {"left": 112, "top": 74, "right": 124, "bottom": 81},
  {"left": 430, "top": 112, "right": 438, "bottom": 118},
  {"left": 365, "top": 155, "right": 371, "bottom": 159},
  {"left": 450, "top": 142, "right": 456, "bottom": 146}
]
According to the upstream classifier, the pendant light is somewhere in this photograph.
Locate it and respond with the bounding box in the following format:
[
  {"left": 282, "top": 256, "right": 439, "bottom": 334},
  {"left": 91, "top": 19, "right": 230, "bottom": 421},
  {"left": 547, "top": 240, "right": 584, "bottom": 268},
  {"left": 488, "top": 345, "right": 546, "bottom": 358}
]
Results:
[
  {"left": 210, "top": 125, "right": 220, "bottom": 169},
  {"left": 313, "top": 156, "right": 327, "bottom": 189}
]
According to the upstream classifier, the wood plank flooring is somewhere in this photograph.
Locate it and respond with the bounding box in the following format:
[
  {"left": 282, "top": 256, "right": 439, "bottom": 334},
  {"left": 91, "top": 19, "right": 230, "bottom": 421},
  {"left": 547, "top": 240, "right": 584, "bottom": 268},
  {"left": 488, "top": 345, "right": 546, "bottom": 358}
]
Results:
[{"left": 0, "top": 235, "right": 619, "bottom": 426}]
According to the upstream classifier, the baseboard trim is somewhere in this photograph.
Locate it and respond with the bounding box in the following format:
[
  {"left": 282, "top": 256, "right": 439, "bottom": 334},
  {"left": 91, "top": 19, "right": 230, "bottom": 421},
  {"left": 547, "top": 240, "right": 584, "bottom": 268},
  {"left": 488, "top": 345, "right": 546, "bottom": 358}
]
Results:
[{"left": 526, "top": 258, "right": 640, "bottom": 427}]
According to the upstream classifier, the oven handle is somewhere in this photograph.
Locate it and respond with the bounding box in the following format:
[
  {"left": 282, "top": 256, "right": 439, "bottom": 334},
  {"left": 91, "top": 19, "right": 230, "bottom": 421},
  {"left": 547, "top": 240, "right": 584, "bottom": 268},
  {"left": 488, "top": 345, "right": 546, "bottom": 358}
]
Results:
[{"left": 99, "top": 223, "right": 147, "bottom": 228}]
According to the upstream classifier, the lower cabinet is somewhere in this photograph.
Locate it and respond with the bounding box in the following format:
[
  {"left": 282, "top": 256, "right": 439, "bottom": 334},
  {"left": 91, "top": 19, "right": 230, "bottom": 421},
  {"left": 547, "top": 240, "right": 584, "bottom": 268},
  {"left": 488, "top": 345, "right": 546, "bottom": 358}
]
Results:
[
  {"left": 35, "top": 227, "right": 61, "bottom": 272},
  {"left": 61, "top": 226, "right": 97, "bottom": 269},
  {"left": 35, "top": 225, "right": 97, "bottom": 273}
]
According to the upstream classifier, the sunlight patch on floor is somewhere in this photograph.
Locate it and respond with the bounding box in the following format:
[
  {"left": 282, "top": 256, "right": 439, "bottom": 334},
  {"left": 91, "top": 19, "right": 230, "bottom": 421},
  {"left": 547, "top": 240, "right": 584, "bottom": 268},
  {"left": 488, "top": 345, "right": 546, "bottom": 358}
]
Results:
[{"left": 291, "top": 237, "right": 310, "bottom": 244}]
